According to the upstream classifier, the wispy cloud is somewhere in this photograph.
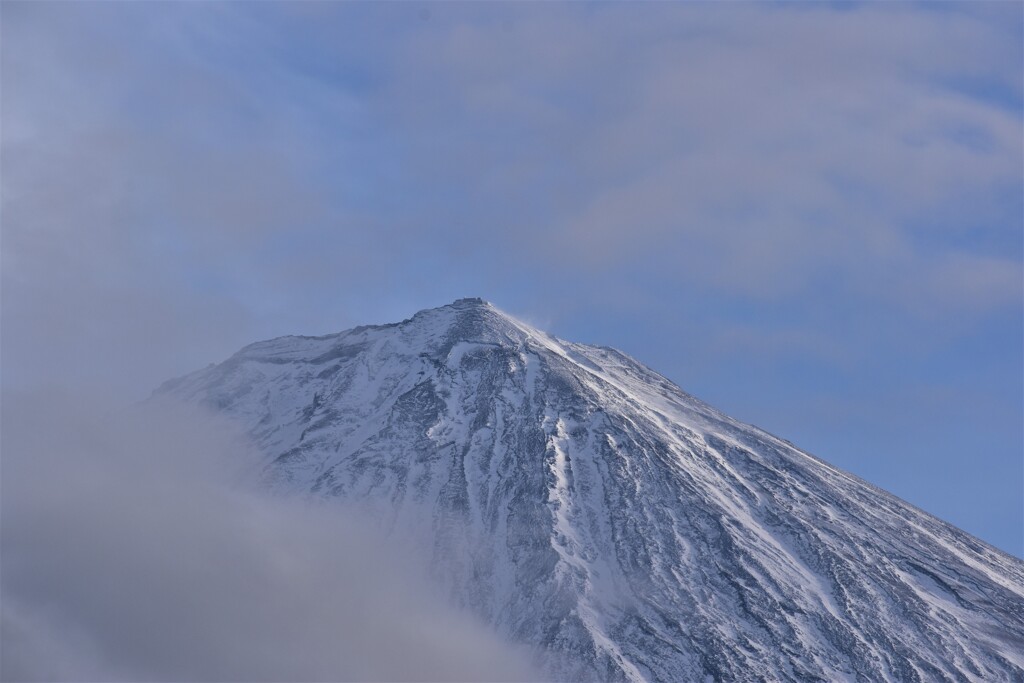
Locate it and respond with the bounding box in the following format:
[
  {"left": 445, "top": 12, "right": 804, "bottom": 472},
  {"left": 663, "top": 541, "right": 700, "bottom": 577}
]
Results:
[{"left": 2, "top": 0, "right": 1020, "bottom": 552}]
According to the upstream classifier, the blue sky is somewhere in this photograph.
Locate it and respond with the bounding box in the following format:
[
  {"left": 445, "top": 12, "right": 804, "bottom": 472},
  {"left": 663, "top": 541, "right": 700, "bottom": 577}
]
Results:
[{"left": 3, "top": 1, "right": 1021, "bottom": 555}]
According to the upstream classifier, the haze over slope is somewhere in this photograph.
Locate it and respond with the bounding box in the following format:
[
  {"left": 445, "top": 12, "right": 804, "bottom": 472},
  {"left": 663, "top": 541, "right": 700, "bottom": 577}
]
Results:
[
  {"left": 1, "top": 391, "right": 536, "bottom": 682},
  {"left": 159, "top": 298, "right": 1024, "bottom": 682}
]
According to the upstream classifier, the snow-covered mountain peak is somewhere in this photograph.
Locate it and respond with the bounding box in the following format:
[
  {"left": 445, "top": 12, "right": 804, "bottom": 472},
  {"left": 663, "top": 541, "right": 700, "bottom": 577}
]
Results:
[
  {"left": 158, "top": 302, "right": 1024, "bottom": 682},
  {"left": 198, "top": 297, "right": 578, "bottom": 385},
  {"left": 403, "top": 296, "right": 544, "bottom": 350}
]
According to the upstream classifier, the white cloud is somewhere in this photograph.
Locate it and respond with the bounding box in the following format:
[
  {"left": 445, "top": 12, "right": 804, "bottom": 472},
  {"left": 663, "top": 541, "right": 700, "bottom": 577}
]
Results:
[{"left": 1, "top": 392, "right": 537, "bottom": 682}]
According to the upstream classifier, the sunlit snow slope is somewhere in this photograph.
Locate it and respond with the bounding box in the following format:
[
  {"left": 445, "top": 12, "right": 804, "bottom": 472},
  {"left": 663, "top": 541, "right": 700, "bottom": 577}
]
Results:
[{"left": 158, "top": 298, "right": 1024, "bottom": 682}]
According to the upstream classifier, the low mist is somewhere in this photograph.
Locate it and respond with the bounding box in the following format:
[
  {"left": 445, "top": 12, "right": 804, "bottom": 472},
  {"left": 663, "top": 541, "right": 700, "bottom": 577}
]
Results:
[{"left": 1, "top": 391, "right": 536, "bottom": 682}]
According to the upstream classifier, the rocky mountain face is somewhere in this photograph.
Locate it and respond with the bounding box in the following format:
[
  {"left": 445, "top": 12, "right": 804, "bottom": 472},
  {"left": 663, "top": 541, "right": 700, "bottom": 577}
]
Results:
[{"left": 158, "top": 298, "right": 1024, "bottom": 682}]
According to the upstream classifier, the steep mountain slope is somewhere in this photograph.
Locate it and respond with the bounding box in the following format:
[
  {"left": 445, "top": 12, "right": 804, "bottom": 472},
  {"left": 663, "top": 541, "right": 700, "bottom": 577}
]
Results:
[{"left": 158, "top": 298, "right": 1024, "bottom": 682}]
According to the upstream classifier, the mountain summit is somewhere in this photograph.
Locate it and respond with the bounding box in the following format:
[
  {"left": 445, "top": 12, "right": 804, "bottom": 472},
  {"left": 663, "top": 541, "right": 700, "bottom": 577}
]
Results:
[{"left": 159, "top": 299, "right": 1024, "bottom": 682}]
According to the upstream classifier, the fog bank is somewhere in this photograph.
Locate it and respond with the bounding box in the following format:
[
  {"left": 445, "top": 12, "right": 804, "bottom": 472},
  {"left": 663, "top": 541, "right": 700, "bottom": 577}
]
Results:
[{"left": 1, "top": 392, "right": 536, "bottom": 682}]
